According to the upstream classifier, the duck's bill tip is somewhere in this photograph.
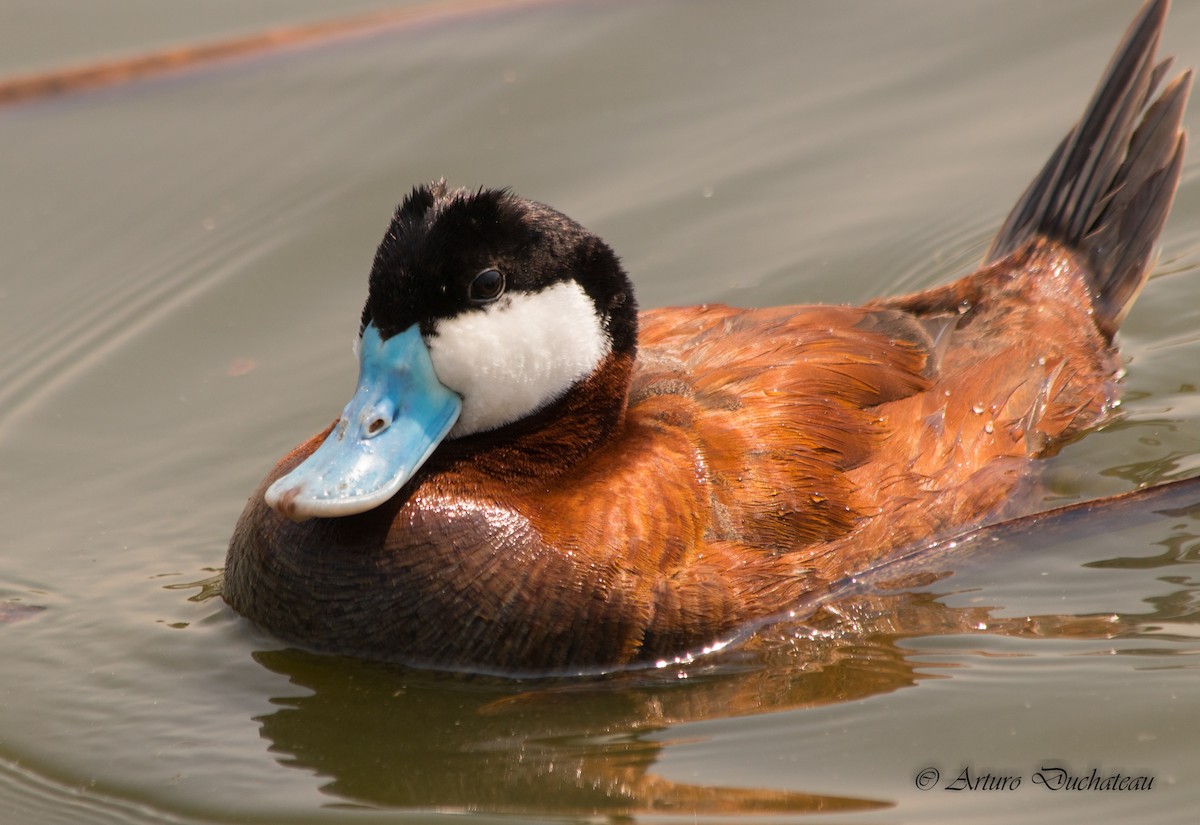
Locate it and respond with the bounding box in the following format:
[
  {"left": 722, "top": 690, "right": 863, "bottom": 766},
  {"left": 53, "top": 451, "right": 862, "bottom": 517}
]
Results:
[{"left": 264, "top": 473, "right": 403, "bottom": 522}]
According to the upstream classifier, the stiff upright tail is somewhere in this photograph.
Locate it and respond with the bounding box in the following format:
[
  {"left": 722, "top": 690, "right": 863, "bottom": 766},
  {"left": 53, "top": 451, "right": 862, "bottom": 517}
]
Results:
[{"left": 985, "top": 0, "right": 1190, "bottom": 339}]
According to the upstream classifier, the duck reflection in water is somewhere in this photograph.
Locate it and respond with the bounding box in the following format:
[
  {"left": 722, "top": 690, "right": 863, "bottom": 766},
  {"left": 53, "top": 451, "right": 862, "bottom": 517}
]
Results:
[{"left": 243, "top": 478, "right": 1200, "bottom": 815}]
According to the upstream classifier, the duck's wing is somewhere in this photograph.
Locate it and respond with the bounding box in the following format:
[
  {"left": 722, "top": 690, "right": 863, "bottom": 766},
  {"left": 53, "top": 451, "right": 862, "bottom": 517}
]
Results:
[{"left": 632, "top": 303, "right": 937, "bottom": 550}]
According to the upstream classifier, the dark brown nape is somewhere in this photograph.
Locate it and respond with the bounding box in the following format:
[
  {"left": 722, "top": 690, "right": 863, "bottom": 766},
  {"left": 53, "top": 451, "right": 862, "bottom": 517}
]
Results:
[
  {"left": 985, "top": 0, "right": 1190, "bottom": 340},
  {"left": 433, "top": 350, "right": 637, "bottom": 483}
]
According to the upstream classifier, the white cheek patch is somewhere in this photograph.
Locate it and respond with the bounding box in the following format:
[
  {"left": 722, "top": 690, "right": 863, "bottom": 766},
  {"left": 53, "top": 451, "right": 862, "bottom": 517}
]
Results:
[{"left": 426, "top": 280, "right": 610, "bottom": 437}]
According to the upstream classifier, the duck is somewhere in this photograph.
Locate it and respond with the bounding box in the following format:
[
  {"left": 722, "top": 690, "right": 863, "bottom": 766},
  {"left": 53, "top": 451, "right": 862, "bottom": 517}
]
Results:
[{"left": 224, "top": 0, "right": 1190, "bottom": 674}]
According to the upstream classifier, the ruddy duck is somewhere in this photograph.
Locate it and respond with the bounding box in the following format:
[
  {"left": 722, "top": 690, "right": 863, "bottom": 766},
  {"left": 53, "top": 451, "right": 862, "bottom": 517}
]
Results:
[{"left": 225, "top": 0, "right": 1190, "bottom": 673}]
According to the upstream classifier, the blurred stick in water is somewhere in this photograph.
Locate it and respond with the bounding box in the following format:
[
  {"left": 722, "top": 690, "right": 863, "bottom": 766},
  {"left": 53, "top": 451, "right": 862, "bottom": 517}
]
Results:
[{"left": 0, "top": 0, "right": 561, "bottom": 106}]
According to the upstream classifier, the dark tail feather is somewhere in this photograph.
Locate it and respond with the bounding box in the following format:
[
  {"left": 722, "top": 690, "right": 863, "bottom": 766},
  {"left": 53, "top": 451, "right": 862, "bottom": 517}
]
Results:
[{"left": 985, "top": 0, "right": 1190, "bottom": 339}]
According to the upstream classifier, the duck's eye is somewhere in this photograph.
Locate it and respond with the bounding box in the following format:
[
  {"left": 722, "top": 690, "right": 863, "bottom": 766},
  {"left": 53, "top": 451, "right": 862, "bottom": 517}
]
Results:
[{"left": 468, "top": 268, "right": 505, "bottom": 304}]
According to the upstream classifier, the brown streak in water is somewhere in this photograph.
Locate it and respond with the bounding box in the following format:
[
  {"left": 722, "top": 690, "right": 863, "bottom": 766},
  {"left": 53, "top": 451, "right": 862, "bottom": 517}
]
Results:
[
  {"left": 0, "top": 603, "right": 45, "bottom": 624},
  {"left": 0, "top": 0, "right": 565, "bottom": 106}
]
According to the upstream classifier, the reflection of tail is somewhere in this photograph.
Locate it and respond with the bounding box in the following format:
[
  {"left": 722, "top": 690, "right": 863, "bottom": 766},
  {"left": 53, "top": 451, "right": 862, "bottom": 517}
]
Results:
[{"left": 985, "top": 0, "right": 1190, "bottom": 339}]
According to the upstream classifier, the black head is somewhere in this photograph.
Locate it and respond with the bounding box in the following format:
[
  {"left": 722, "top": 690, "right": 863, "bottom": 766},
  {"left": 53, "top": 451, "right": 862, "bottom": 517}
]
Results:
[
  {"left": 361, "top": 181, "right": 637, "bottom": 355},
  {"left": 358, "top": 182, "right": 638, "bottom": 438}
]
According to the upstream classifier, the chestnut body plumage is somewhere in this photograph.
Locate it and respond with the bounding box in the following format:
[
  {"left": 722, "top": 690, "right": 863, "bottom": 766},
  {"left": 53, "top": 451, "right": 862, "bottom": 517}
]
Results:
[{"left": 225, "top": 1, "right": 1190, "bottom": 673}]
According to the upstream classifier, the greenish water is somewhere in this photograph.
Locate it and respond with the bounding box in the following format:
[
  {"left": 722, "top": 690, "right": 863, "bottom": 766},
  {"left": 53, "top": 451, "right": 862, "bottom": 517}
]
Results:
[{"left": 2, "top": 1, "right": 1199, "bottom": 821}]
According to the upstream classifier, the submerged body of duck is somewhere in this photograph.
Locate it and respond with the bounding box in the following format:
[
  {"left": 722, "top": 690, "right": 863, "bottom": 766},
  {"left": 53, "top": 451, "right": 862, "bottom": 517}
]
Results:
[{"left": 225, "top": 0, "right": 1190, "bottom": 673}]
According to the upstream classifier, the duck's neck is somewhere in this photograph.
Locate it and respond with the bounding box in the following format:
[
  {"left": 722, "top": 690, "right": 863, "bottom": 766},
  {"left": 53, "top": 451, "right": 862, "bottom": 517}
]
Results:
[{"left": 433, "top": 350, "right": 635, "bottom": 482}]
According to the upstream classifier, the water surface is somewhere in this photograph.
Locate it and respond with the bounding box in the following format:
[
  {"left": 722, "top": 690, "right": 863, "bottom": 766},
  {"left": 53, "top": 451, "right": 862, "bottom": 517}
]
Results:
[{"left": 2, "top": 1, "right": 1200, "bottom": 821}]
